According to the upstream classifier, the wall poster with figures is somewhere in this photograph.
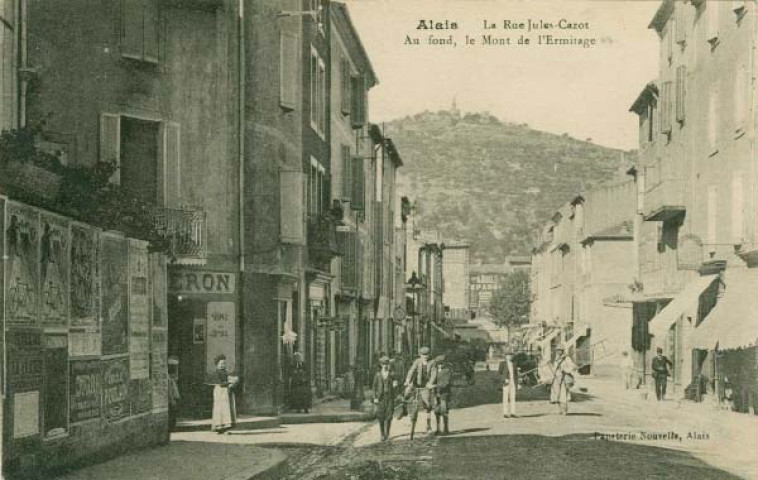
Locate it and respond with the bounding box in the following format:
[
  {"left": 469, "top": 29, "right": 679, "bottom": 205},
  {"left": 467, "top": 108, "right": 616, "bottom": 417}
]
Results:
[
  {"left": 69, "top": 223, "right": 101, "bottom": 356},
  {"left": 150, "top": 254, "right": 167, "bottom": 328},
  {"left": 40, "top": 212, "right": 69, "bottom": 330},
  {"left": 6, "top": 202, "right": 41, "bottom": 328},
  {"left": 128, "top": 240, "right": 150, "bottom": 380},
  {"left": 101, "top": 233, "right": 129, "bottom": 356}
]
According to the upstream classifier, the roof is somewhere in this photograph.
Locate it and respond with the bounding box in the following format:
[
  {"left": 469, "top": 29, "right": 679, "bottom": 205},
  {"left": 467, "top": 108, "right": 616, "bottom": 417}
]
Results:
[
  {"left": 648, "top": 0, "right": 675, "bottom": 34},
  {"left": 629, "top": 82, "right": 659, "bottom": 114},
  {"left": 582, "top": 221, "right": 634, "bottom": 244},
  {"left": 330, "top": 2, "right": 378, "bottom": 87}
]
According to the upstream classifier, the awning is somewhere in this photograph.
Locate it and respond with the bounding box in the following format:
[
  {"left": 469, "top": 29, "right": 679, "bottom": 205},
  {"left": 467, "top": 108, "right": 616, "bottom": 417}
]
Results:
[
  {"left": 565, "top": 324, "right": 589, "bottom": 349},
  {"left": 534, "top": 327, "right": 561, "bottom": 351},
  {"left": 648, "top": 274, "right": 719, "bottom": 339},
  {"left": 690, "top": 269, "right": 758, "bottom": 351}
]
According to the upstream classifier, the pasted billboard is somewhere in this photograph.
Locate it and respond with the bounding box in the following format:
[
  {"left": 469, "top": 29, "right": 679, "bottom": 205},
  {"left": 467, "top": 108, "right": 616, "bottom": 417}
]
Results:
[
  {"left": 101, "top": 234, "right": 129, "bottom": 356},
  {"left": 150, "top": 255, "right": 167, "bottom": 328},
  {"left": 40, "top": 213, "right": 69, "bottom": 330},
  {"left": 102, "top": 357, "right": 130, "bottom": 422},
  {"left": 70, "top": 223, "right": 101, "bottom": 356},
  {"left": 129, "top": 240, "right": 150, "bottom": 380},
  {"left": 206, "top": 302, "right": 236, "bottom": 375},
  {"left": 8, "top": 329, "right": 44, "bottom": 440},
  {"left": 70, "top": 359, "right": 101, "bottom": 423},
  {"left": 6, "top": 202, "right": 40, "bottom": 328},
  {"left": 129, "top": 379, "right": 151, "bottom": 414},
  {"left": 151, "top": 329, "right": 168, "bottom": 412}
]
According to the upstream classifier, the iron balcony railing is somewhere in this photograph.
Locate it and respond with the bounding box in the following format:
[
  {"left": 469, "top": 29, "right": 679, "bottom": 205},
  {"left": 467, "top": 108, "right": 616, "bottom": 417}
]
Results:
[{"left": 151, "top": 206, "right": 207, "bottom": 264}]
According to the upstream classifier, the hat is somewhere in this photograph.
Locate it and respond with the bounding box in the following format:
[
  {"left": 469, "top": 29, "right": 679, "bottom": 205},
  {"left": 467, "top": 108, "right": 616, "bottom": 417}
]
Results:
[
  {"left": 379, "top": 355, "right": 390, "bottom": 365},
  {"left": 434, "top": 355, "right": 446, "bottom": 363},
  {"left": 656, "top": 347, "right": 663, "bottom": 353},
  {"left": 419, "top": 346, "right": 430, "bottom": 355}
]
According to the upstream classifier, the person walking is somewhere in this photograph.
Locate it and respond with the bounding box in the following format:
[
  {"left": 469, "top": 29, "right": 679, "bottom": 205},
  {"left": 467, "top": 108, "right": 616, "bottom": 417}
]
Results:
[
  {"left": 652, "top": 347, "right": 674, "bottom": 401},
  {"left": 167, "top": 356, "right": 181, "bottom": 432},
  {"left": 550, "top": 346, "right": 577, "bottom": 415},
  {"left": 498, "top": 352, "right": 518, "bottom": 418},
  {"left": 288, "top": 351, "right": 312, "bottom": 413},
  {"left": 404, "top": 346, "right": 437, "bottom": 439},
  {"left": 210, "top": 355, "right": 237, "bottom": 434},
  {"left": 372, "top": 356, "right": 397, "bottom": 442},
  {"left": 432, "top": 355, "right": 453, "bottom": 435},
  {"left": 620, "top": 351, "right": 635, "bottom": 390}
]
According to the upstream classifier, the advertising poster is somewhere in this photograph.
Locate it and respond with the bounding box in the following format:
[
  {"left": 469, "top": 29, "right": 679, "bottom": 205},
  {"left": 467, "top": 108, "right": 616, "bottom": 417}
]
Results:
[
  {"left": 6, "top": 202, "right": 40, "bottom": 328},
  {"left": 40, "top": 213, "right": 69, "bottom": 330},
  {"left": 150, "top": 254, "right": 167, "bottom": 328},
  {"left": 128, "top": 240, "right": 150, "bottom": 380},
  {"left": 151, "top": 329, "right": 168, "bottom": 412},
  {"left": 102, "top": 357, "right": 130, "bottom": 422},
  {"left": 69, "top": 359, "right": 101, "bottom": 424},
  {"left": 0, "top": 198, "right": 4, "bottom": 393},
  {"left": 206, "top": 302, "right": 236, "bottom": 376},
  {"left": 8, "top": 329, "right": 43, "bottom": 441},
  {"left": 69, "top": 223, "right": 101, "bottom": 356},
  {"left": 42, "top": 334, "right": 69, "bottom": 437},
  {"left": 13, "top": 391, "right": 40, "bottom": 439},
  {"left": 101, "top": 234, "right": 129, "bottom": 356}
]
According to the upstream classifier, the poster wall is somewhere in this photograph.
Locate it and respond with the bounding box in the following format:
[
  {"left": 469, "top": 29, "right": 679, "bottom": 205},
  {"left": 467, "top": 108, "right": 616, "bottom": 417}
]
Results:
[
  {"left": 101, "top": 234, "right": 129, "bottom": 356},
  {"left": 40, "top": 213, "right": 69, "bottom": 330},
  {"left": 206, "top": 302, "right": 236, "bottom": 375},
  {"left": 69, "top": 359, "right": 101, "bottom": 424},
  {"left": 151, "top": 329, "right": 168, "bottom": 412},
  {"left": 6, "top": 202, "right": 41, "bottom": 328},
  {"left": 0, "top": 197, "right": 5, "bottom": 393},
  {"left": 102, "top": 357, "right": 130, "bottom": 422},
  {"left": 150, "top": 255, "right": 167, "bottom": 328},
  {"left": 8, "top": 329, "right": 44, "bottom": 440},
  {"left": 70, "top": 224, "right": 101, "bottom": 356},
  {"left": 128, "top": 240, "right": 150, "bottom": 380}
]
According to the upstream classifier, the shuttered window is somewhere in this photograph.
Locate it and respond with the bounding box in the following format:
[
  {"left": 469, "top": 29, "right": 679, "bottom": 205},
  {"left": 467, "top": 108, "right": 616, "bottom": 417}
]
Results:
[
  {"left": 280, "top": 170, "right": 306, "bottom": 245},
  {"left": 340, "top": 145, "right": 351, "bottom": 199},
  {"left": 706, "top": 0, "right": 720, "bottom": 44},
  {"left": 675, "top": 66, "right": 686, "bottom": 123},
  {"left": 164, "top": 122, "right": 181, "bottom": 207},
  {"left": 340, "top": 58, "right": 351, "bottom": 115},
  {"left": 280, "top": 33, "right": 298, "bottom": 110},
  {"left": 339, "top": 230, "right": 357, "bottom": 289},
  {"left": 708, "top": 83, "right": 719, "bottom": 152},
  {"left": 351, "top": 156, "right": 365, "bottom": 210},
  {"left": 351, "top": 75, "right": 365, "bottom": 129},
  {"left": 675, "top": 3, "right": 687, "bottom": 44},
  {"left": 100, "top": 113, "right": 121, "bottom": 184},
  {"left": 735, "top": 63, "right": 748, "bottom": 131},
  {"left": 659, "top": 81, "right": 673, "bottom": 134},
  {"left": 121, "top": 0, "right": 160, "bottom": 63}
]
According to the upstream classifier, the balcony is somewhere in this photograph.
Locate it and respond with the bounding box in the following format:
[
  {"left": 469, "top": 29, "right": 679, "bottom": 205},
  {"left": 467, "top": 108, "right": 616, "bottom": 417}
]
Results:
[
  {"left": 151, "top": 207, "right": 207, "bottom": 265},
  {"left": 643, "top": 178, "right": 686, "bottom": 222},
  {"left": 308, "top": 212, "right": 342, "bottom": 270}
]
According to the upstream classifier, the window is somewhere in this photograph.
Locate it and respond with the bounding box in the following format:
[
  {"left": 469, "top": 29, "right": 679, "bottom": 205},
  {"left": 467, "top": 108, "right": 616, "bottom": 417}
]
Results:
[
  {"left": 338, "top": 230, "right": 357, "bottom": 289},
  {"left": 308, "top": 157, "right": 326, "bottom": 216},
  {"left": 351, "top": 74, "right": 366, "bottom": 129},
  {"left": 659, "top": 81, "right": 673, "bottom": 134},
  {"left": 121, "top": 0, "right": 160, "bottom": 63},
  {"left": 675, "top": 3, "right": 687, "bottom": 45},
  {"left": 351, "top": 156, "right": 365, "bottom": 210},
  {"left": 340, "top": 145, "right": 351, "bottom": 199},
  {"left": 675, "top": 65, "right": 686, "bottom": 124},
  {"left": 280, "top": 32, "right": 298, "bottom": 110},
  {"left": 708, "top": 83, "right": 719, "bottom": 153},
  {"left": 310, "top": 48, "right": 326, "bottom": 136},
  {"left": 706, "top": 0, "right": 720, "bottom": 45},
  {"left": 647, "top": 103, "right": 656, "bottom": 142},
  {"left": 735, "top": 63, "right": 748, "bottom": 133},
  {"left": 340, "top": 58, "right": 351, "bottom": 115},
  {"left": 666, "top": 21, "right": 674, "bottom": 65},
  {"left": 280, "top": 170, "right": 306, "bottom": 245}
]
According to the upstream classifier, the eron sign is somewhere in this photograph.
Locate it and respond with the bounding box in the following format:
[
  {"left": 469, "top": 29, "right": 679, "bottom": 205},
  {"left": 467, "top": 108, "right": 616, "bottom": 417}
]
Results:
[{"left": 169, "top": 271, "right": 236, "bottom": 295}]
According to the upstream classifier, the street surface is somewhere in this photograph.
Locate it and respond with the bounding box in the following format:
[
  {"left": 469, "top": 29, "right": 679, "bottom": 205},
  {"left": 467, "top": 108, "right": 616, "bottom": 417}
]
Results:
[{"left": 173, "top": 371, "right": 758, "bottom": 479}]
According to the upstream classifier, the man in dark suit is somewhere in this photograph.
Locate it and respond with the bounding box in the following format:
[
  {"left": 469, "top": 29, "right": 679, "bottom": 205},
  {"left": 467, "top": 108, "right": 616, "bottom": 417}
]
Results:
[
  {"left": 373, "top": 356, "right": 397, "bottom": 442},
  {"left": 652, "top": 347, "right": 674, "bottom": 401}
]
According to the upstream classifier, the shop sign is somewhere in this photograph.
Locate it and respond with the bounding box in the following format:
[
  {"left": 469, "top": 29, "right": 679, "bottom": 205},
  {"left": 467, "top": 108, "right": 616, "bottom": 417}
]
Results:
[
  {"left": 169, "top": 271, "right": 236, "bottom": 295},
  {"left": 206, "top": 302, "right": 236, "bottom": 375},
  {"left": 102, "top": 357, "right": 130, "bottom": 421}
]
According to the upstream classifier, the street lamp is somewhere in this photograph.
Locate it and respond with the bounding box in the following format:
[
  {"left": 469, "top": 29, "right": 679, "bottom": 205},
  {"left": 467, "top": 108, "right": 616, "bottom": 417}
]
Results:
[{"left": 406, "top": 271, "right": 424, "bottom": 356}]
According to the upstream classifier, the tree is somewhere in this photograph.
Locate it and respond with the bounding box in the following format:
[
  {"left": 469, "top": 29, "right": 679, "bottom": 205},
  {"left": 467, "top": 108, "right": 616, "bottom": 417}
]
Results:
[{"left": 489, "top": 270, "right": 531, "bottom": 348}]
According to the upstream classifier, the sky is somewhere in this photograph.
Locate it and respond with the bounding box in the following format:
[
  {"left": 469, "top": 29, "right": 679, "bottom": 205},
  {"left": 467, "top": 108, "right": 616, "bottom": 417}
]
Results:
[{"left": 344, "top": 0, "right": 662, "bottom": 150}]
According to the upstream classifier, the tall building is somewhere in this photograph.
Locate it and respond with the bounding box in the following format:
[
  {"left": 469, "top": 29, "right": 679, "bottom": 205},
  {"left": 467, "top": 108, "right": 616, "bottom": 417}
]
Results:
[{"left": 442, "top": 241, "right": 470, "bottom": 321}]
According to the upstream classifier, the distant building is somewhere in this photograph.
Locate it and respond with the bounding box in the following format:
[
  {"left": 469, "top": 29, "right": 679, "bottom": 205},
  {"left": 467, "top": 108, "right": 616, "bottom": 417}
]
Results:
[
  {"left": 442, "top": 241, "right": 470, "bottom": 320},
  {"left": 468, "top": 256, "right": 531, "bottom": 318}
]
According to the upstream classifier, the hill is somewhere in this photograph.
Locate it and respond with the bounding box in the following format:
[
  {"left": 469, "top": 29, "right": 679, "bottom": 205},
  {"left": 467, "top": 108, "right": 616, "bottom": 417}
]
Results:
[{"left": 385, "top": 109, "right": 632, "bottom": 263}]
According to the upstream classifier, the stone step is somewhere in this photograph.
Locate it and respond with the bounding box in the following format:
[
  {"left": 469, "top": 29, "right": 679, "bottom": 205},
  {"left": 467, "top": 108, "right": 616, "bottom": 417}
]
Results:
[{"left": 174, "top": 415, "right": 281, "bottom": 432}]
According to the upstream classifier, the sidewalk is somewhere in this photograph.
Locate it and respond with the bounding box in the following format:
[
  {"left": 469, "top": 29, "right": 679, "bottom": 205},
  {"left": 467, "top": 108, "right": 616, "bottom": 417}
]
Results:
[
  {"left": 52, "top": 441, "right": 287, "bottom": 480},
  {"left": 279, "top": 397, "right": 373, "bottom": 424}
]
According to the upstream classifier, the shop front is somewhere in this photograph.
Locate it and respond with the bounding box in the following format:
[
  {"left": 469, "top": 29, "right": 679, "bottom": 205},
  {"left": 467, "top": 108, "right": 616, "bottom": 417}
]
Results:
[{"left": 167, "top": 269, "right": 239, "bottom": 419}]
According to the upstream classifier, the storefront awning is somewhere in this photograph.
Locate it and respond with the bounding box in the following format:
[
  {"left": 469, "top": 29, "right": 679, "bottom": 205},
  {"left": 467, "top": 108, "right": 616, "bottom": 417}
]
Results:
[
  {"left": 690, "top": 269, "right": 758, "bottom": 351},
  {"left": 565, "top": 324, "right": 589, "bottom": 349},
  {"left": 649, "top": 274, "right": 719, "bottom": 339},
  {"left": 534, "top": 327, "right": 561, "bottom": 351}
]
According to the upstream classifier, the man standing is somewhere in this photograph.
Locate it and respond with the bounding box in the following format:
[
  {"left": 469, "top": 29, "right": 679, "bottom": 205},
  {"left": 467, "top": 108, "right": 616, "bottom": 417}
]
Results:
[
  {"left": 373, "top": 356, "right": 397, "bottom": 442},
  {"left": 432, "top": 355, "right": 453, "bottom": 435},
  {"left": 651, "top": 347, "right": 673, "bottom": 401},
  {"left": 498, "top": 352, "right": 518, "bottom": 418},
  {"left": 620, "top": 351, "right": 635, "bottom": 390},
  {"left": 404, "top": 346, "right": 437, "bottom": 439}
]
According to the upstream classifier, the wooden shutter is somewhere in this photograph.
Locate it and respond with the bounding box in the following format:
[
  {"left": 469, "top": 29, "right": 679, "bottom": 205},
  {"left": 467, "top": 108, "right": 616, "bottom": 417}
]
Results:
[
  {"left": 121, "top": 0, "right": 143, "bottom": 59},
  {"left": 341, "top": 145, "right": 351, "bottom": 199},
  {"left": 143, "top": 0, "right": 160, "bottom": 62},
  {"left": 163, "top": 122, "right": 180, "bottom": 207},
  {"left": 675, "top": 3, "right": 687, "bottom": 44},
  {"left": 351, "top": 75, "right": 365, "bottom": 129},
  {"left": 341, "top": 59, "right": 351, "bottom": 115},
  {"left": 659, "top": 81, "right": 672, "bottom": 134},
  {"left": 280, "top": 170, "right": 306, "bottom": 245},
  {"left": 675, "top": 66, "right": 686, "bottom": 123},
  {"left": 339, "top": 230, "right": 356, "bottom": 289},
  {"left": 100, "top": 113, "right": 121, "bottom": 184},
  {"left": 708, "top": 84, "right": 718, "bottom": 151},
  {"left": 735, "top": 63, "right": 748, "bottom": 129},
  {"left": 351, "top": 156, "right": 365, "bottom": 210},
  {"left": 280, "top": 33, "right": 298, "bottom": 109}
]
